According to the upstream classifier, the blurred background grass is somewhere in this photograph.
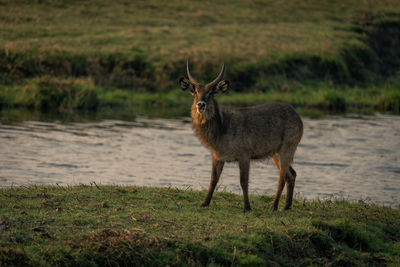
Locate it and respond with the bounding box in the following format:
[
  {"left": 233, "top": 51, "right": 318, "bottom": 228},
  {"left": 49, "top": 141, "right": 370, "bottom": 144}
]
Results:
[{"left": 0, "top": 0, "right": 399, "bottom": 114}]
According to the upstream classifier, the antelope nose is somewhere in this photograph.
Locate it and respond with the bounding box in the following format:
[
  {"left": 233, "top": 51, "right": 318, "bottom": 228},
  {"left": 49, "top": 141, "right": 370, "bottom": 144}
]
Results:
[
  {"left": 197, "top": 101, "right": 206, "bottom": 109},
  {"left": 196, "top": 101, "right": 206, "bottom": 112}
]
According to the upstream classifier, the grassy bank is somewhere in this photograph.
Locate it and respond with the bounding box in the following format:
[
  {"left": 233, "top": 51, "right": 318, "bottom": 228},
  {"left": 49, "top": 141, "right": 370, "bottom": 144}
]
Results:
[
  {"left": 1, "top": 77, "right": 400, "bottom": 117},
  {"left": 1, "top": 0, "right": 400, "bottom": 115},
  {"left": 1, "top": 185, "right": 399, "bottom": 266}
]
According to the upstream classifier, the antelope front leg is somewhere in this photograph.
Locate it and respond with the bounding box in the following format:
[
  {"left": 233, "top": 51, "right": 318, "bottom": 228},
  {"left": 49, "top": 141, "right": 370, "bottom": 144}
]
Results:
[
  {"left": 239, "top": 160, "right": 251, "bottom": 212},
  {"left": 201, "top": 158, "right": 224, "bottom": 207}
]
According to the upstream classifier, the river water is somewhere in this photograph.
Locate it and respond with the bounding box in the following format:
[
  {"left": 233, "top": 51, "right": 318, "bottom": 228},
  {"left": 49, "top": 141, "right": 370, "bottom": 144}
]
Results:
[{"left": 0, "top": 113, "right": 399, "bottom": 207}]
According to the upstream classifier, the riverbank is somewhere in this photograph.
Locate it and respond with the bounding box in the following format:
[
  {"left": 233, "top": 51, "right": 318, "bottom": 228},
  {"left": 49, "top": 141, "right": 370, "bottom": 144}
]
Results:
[
  {"left": 1, "top": 185, "right": 399, "bottom": 266},
  {"left": 1, "top": 77, "right": 399, "bottom": 117},
  {"left": 1, "top": 0, "right": 400, "bottom": 115}
]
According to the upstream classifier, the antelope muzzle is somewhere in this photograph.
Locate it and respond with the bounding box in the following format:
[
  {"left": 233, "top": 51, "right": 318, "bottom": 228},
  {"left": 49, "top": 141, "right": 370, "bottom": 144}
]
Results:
[{"left": 196, "top": 101, "right": 206, "bottom": 113}]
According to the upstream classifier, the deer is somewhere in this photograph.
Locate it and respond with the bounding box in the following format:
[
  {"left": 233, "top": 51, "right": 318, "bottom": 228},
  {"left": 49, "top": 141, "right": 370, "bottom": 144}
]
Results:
[{"left": 179, "top": 60, "right": 303, "bottom": 212}]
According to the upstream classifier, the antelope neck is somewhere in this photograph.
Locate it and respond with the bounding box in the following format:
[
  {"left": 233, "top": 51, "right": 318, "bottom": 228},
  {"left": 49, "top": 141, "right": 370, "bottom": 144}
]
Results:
[{"left": 191, "top": 100, "right": 224, "bottom": 150}]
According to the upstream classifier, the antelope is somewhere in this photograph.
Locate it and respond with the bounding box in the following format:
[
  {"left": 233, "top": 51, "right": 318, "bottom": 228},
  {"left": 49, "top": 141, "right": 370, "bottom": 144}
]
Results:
[{"left": 179, "top": 60, "right": 303, "bottom": 211}]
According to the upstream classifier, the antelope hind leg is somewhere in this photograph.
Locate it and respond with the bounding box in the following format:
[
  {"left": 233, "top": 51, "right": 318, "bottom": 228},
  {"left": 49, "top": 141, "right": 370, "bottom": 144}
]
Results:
[
  {"left": 272, "top": 169, "right": 286, "bottom": 211},
  {"left": 283, "top": 166, "right": 297, "bottom": 210}
]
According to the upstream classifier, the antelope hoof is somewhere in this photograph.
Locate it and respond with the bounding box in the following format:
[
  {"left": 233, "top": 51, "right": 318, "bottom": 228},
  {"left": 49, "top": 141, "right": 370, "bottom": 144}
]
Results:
[
  {"left": 283, "top": 205, "right": 292, "bottom": 211},
  {"left": 243, "top": 207, "right": 251, "bottom": 213},
  {"left": 200, "top": 202, "right": 210, "bottom": 207},
  {"left": 243, "top": 203, "right": 251, "bottom": 212},
  {"left": 271, "top": 204, "right": 279, "bottom": 211}
]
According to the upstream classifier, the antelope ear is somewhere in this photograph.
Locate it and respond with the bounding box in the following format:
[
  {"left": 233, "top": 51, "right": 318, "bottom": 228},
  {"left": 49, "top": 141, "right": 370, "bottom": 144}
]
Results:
[
  {"left": 179, "top": 77, "right": 195, "bottom": 95},
  {"left": 213, "top": 80, "right": 229, "bottom": 96}
]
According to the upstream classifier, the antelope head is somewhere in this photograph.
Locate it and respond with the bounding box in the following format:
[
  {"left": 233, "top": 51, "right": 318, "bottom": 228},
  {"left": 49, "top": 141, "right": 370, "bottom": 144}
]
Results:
[{"left": 179, "top": 59, "right": 229, "bottom": 119}]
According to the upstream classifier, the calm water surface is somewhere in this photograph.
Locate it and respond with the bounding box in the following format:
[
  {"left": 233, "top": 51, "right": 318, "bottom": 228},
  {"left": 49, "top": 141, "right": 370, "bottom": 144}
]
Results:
[{"left": 0, "top": 114, "right": 399, "bottom": 206}]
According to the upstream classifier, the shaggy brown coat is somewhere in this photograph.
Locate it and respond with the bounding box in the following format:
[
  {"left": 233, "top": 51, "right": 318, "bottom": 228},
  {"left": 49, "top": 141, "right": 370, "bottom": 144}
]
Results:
[{"left": 180, "top": 61, "right": 303, "bottom": 211}]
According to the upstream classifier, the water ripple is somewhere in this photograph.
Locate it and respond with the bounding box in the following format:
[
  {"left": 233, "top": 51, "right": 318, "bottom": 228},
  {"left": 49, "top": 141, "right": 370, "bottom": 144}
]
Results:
[{"left": 0, "top": 114, "right": 399, "bottom": 207}]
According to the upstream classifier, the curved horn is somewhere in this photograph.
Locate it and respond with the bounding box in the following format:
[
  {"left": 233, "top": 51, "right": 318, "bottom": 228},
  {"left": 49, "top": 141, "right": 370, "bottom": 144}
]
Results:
[
  {"left": 186, "top": 59, "right": 199, "bottom": 85},
  {"left": 207, "top": 62, "right": 225, "bottom": 87}
]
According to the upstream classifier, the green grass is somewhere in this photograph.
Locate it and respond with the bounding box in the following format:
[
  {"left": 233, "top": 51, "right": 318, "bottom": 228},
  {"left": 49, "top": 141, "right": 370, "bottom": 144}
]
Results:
[
  {"left": 2, "top": 0, "right": 384, "bottom": 55},
  {"left": 0, "top": 185, "right": 399, "bottom": 266},
  {"left": 0, "top": 0, "right": 399, "bottom": 85},
  {"left": 1, "top": 0, "right": 400, "bottom": 114}
]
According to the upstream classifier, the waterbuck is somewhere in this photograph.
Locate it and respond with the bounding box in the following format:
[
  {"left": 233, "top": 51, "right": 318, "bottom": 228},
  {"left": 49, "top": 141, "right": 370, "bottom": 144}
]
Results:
[{"left": 179, "top": 60, "right": 303, "bottom": 211}]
